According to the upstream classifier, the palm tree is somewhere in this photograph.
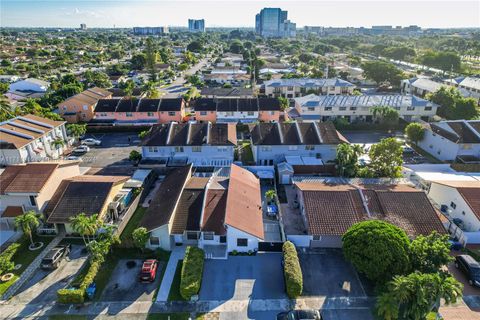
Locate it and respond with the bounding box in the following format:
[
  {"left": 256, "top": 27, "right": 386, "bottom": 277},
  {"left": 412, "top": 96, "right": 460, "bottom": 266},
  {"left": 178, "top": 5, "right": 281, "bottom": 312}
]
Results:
[
  {"left": 69, "top": 213, "right": 101, "bottom": 246},
  {"left": 14, "top": 211, "right": 41, "bottom": 246},
  {"left": 67, "top": 124, "right": 87, "bottom": 139}
]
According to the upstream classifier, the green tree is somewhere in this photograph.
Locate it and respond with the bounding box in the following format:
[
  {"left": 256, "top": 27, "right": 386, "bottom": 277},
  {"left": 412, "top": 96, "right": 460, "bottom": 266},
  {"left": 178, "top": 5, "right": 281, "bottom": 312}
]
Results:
[
  {"left": 405, "top": 123, "right": 425, "bottom": 145},
  {"left": 51, "top": 138, "right": 65, "bottom": 149},
  {"left": 362, "top": 61, "right": 404, "bottom": 86},
  {"left": 129, "top": 150, "right": 142, "bottom": 163},
  {"left": 67, "top": 123, "right": 87, "bottom": 139},
  {"left": 229, "top": 40, "right": 244, "bottom": 54},
  {"left": 14, "top": 211, "right": 41, "bottom": 246},
  {"left": 130, "top": 53, "right": 147, "bottom": 70},
  {"left": 377, "top": 272, "right": 462, "bottom": 320},
  {"left": 120, "top": 79, "right": 135, "bottom": 98},
  {"left": 342, "top": 220, "right": 411, "bottom": 283},
  {"left": 265, "top": 189, "right": 276, "bottom": 203},
  {"left": 70, "top": 213, "right": 100, "bottom": 246},
  {"left": 371, "top": 106, "right": 399, "bottom": 125},
  {"left": 456, "top": 97, "right": 478, "bottom": 120},
  {"left": 138, "top": 130, "right": 149, "bottom": 139},
  {"left": 83, "top": 70, "right": 112, "bottom": 88},
  {"left": 187, "top": 40, "right": 203, "bottom": 53},
  {"left": 335, "top": 143, "right": 363, "bottom": 177},
  {"left": 145, "top": 37, "right": 158, "bottom": 81},
  {"left": 0, "top": 82, "right": 9, "bottom": 94},
  {"left": 86, "top": 239, "right": 110, "bottom": 263},
  {"left": 419, "top": 51, "right": 462, "bottom": 73},
  {"left": 369, "top": 138, "right": 403, "bottom": 178},
  {"left": 132, "top": 227, "right": 149, "bottom": 252},
  {"left": 278, "top": 96, "right": 289, "bottom": 111},
  {"left": 410, "top": 232, "right": 453, "bottom": 274},
  {"left": 428, "top": 87, "right": 478, "bottom": 120}
]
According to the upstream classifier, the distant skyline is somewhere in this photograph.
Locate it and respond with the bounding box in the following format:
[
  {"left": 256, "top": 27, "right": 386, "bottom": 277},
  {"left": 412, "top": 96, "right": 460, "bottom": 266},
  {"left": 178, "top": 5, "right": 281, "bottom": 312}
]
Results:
[{"left": 1, "top": 0, "right": 479, "bottom": 29}]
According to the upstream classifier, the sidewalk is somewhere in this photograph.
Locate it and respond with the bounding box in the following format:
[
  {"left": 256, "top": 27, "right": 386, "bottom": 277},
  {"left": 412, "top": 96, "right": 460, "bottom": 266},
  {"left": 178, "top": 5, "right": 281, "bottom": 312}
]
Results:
[{"left": 155, "top": 246, "right": 185, "bottom": 302}]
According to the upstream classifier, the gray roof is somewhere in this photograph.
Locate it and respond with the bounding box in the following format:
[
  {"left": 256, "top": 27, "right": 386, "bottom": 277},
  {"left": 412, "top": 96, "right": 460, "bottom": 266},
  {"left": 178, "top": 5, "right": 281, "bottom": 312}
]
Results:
[
  {"left": 408, "top": 78, "right": 445, "bottom": 92},
  {"left": 295, "top": 94, "right": 435, "bottom": 108},
  {"left": 264, "top": 78, "right": 354, "bottom": 88},
  {"left": 446, "top": 77, "right": 480, "bottom": 91}
]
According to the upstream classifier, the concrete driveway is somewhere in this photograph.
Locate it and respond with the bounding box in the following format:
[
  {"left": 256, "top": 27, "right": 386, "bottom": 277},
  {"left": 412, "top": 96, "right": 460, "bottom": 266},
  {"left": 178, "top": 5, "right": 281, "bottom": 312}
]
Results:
[
  {"left": 299, "top": 249, "right": 373, "bottom": 297},
  {"left": 101, "top": 259, "right": 165, "bottom": 302},
  {"left": 200, "top": 254, "right": 286, "bottom": 301},
  {"left": 11, "top": 245, "right": 88, "bottom": 304}
]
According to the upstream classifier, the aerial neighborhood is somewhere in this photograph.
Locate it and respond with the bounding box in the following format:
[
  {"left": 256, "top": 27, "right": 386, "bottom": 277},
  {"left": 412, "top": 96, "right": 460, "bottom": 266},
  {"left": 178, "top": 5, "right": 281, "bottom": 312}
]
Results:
[{"left": 0, "top": 4, "right": 480, "bottom": 320}]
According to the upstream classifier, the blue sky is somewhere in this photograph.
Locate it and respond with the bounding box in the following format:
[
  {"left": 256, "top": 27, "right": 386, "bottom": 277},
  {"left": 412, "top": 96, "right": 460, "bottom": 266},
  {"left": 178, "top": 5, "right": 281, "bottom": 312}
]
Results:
[{"left": 1, "top": 1, "right": 479, "bottom": 28}]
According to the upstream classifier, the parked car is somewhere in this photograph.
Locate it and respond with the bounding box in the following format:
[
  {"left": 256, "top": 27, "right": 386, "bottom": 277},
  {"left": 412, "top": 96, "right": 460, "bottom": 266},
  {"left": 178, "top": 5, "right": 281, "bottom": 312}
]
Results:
[
  {"left": 277, "top": 310, "right": 322, "bottom": 320},
  {"left": 402, "top": 145, "right": 415, "bottom": 154},
  {"left": 455, "top": 254, "right": 480, "bottom": 286},
  {"left": 139, "top": 259, "right": 158, "bottom": 282},
  {"left": 65, "top": 155, "right": 81, "bottom": 161},
  {"left": 72, "top": 145, "right": 90, "bottom": 154},
  {"left": 81, "top": 138, "right": 101, "bottom": 146},
  {"left": 41, "top": 244, "right": 71, "bottom": 270}
]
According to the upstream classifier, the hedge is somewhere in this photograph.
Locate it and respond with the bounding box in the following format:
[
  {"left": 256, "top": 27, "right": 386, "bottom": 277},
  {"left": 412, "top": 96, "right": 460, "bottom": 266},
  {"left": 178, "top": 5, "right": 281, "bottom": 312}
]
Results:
[
  {"left": 57, "top": 289, "right": 84, "bottom": 304},
  {"left": 56, "top": 259, "right": 101, "bottom": 304},
  {"left": 180, "top": 246, "right": 205, "bottom": 300},
  {"left": 0, "top": 243, "right": 20, "bottom": 275},
  {"left": 282, "top": 241, "right": 303, "bottom": 298}
]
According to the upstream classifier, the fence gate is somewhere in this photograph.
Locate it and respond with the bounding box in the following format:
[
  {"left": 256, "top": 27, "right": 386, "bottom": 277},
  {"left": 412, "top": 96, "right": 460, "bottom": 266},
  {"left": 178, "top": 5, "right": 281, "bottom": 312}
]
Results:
[{"left": 258, "top": 242, "right": 283, "bottom": 252}]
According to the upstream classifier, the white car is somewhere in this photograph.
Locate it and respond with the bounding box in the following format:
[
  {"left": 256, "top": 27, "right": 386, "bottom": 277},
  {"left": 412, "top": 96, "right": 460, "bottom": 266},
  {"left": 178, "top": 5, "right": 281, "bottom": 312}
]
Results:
[
  {"left": 81, "top": 138, "right": 101, "bottom": 146},
  {"left": 73, "top": 145, "right": 90, "bottom": 154},
  {"left": 65, "top": 155, "right": 81, "bottom": 161}
]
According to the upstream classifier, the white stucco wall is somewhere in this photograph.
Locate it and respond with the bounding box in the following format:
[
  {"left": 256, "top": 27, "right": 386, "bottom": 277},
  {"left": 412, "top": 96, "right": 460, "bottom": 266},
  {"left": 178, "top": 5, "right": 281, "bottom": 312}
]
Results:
[
  {"left": 147, "top": 224, "right": 172, "bottom": 251},
  {"left": 418, "top": 130, "right": 461, "bottom": 161},
  {"left": 226, "top": 225, "right": 261, "bottom": 252}
]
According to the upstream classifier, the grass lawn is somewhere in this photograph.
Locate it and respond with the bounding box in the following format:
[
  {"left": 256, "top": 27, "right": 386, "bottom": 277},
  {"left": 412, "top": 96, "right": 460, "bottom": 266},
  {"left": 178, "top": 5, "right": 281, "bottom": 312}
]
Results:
[
  {"left": 0, "top": 235, "right": 54, "bottom": 296},
  {"left": 119, "top": 207, "right": 147, "bottom": 247},
  {"left": 168, "top": 259, "right": 186, "bottom": 301},
  {"left": 92, "top": 247, "right": 170, "bottom": 300}
]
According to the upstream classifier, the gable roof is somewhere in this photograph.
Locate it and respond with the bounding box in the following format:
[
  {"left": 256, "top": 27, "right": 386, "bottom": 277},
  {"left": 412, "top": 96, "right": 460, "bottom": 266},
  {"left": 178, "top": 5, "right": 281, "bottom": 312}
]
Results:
[
  {"left": 0, "top": 162, "right": 77, "bottom": 194},
  {"left": 140, "top": 165, "right": 192, "bottom": 232},
  {"left": 295, "top": 94, "right": 434, "bottom": 109},
  {"left": 432, "top": 181, "right": 480, "bottom": 221},
  {"left": 58, "top": 87, "right": 111, "bottom": 108},
  {"left": 200, "top": 87, "right": 254, "bottom": 97},
  {"left": 45, "top": 175, "right": 129, "bottom": 223},
  {"left": 224, "top": 164, "right": 264, "bottom": 239},
  {"left": 264, "top": 78, "right": 354, "bottom": 88},
  {"left": 296, "top": 183, "right": 445, "bottom": 237},
  {"left": 141, "top": 122, "right": 237, "bottom": 147},
  {"left": 250, "top": 121, "right": 347, "bottom": 145},
  {"left": 428, "top": 120, "right": 480, "bottom": 144}
]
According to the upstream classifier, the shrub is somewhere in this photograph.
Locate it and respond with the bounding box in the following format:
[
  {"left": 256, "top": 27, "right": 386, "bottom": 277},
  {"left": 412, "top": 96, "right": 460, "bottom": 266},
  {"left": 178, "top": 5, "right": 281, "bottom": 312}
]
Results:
[
  {"left": 180, "top": 246, "right": 205, "bottom": 300},
  {"left": 283, "top": 241, "right": 303, "bottom": 298},
  {"left": 0, "top": 242, "right": 20, "bottom": 275},
  {"left": 57, "top": 288, "right": 84, "bottom": 304},
  {"left": 80, "top": 259, "right": 101, "bottom": 290}
]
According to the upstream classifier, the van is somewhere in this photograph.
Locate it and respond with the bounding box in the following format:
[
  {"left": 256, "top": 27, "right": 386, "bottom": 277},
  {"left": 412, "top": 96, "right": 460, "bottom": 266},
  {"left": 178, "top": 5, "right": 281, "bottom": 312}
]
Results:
[{"left": 455, "top": 254, "right": 480, "bottom": 286}]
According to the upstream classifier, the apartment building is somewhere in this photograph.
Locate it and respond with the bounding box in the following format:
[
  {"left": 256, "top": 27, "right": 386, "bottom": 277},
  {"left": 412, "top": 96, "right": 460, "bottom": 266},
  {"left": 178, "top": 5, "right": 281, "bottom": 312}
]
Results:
[{"left": 264, "top": 78, "right": 355, "bottom": 99}]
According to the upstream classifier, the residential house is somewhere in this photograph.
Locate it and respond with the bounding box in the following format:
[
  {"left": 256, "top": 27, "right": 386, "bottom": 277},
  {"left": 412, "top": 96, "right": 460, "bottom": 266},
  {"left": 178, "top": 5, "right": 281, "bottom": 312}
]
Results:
[
  {"left": 428, "top": 181, "right": 480, "bottom": 232},
  {"left": 401, "top": 77, "right": 480, "bottom": 102},
  {"left": 264, "top": 78, "right": 355, "bottom": 99},
  {"left": 109, "top": 75, "right": 127, "bottom": 86},
  {"left": 250, "top": 121, "right": 347, "bottom": 165},
  {"left": 293, "top": 94, "right": 438, "bottom": 123},
  {"left": 444, "top": 76, "right": 480, "bottom": 102},
  {"left": 94, "top": 98, "right": 185, "bottom": 125},
  {"left": 200, "top": 87, "right": 255, "bottom": 99},
  {"left": 0, "top": 162, "right": 81, "bottom": 229},
  {"left": 141, "top": 122, "right": 236, "bottom": 167},
  {"left": 289, "top": 182, "right": 446, "bottom": 248},
  {"left": 203, "top": 73, "right": 251, "bottom": 86},
  {"left": 44, "top": 175, "right": 130, "bottom": 234},
  {"left": 418, "top": 120, "right": 480, "bottom": 161},
  {"left": 58, "top": 87, "right": 112, "bottom": 123},
  {"left": 191, "top": 98, "right": 282, "bottom": 123},
  {"left": 8, "top": 78, "right": 50, "bottom": 94},
  {"left": 140, "top": 164, "right": 264, "bottom": 255},
  {"left": 0, "top": 115, "right": 70, "bottom": 165}
]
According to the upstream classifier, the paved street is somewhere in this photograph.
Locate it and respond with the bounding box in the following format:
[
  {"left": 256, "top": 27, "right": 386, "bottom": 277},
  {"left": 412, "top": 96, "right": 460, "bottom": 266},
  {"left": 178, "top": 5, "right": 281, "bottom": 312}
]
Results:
[
  {"left": 340, "top": 130, "right": 403, "bottom": 144},
  {"left": 159, "top": 58, "right": 209, "bottom": 98}
]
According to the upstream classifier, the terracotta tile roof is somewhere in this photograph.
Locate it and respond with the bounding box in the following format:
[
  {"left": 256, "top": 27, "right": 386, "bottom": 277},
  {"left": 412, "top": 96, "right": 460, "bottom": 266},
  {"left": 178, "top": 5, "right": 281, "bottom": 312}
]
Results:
[
  {"left": 0, "top": 163, "right": 59, "bottom": 194},
  {"left": 225, "top": 164, "right": 264, "bottom": 239},
  {"left": 170, "top": 188, "right": 205, "bottom": 234},
  {"left": 297, "top": 183, "right": 446, "bottom": 237},
  {"left": 1, "top": 206, "right": 24, "bottom": 218},
  {"left": 140, "top": 165, "right": 192, "bottom": 232},
  {"left": 45, "top": 175, "right": 129, "bottom": 224},
  {"left": 201, "top": 189, "right": 227, "bottom": 235}
]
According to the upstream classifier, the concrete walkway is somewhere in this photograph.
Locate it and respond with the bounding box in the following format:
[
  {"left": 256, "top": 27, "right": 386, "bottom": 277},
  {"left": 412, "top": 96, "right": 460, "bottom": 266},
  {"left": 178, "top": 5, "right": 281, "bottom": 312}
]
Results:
[
  {"left": 156, "top": 246, "right": 185, "bottom": 302},
  {"left": 1, "top": 234, "right": 64, "bottom": 301}
]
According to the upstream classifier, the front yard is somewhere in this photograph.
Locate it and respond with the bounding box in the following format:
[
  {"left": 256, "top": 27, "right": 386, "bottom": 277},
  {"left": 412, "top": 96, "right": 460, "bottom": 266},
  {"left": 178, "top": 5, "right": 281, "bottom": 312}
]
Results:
[
  {"left": 0, "top": 235, "right": 54, "bottom": 296},
  {"left": 168, "top": 260, "right": 186, "bottom": 301}
]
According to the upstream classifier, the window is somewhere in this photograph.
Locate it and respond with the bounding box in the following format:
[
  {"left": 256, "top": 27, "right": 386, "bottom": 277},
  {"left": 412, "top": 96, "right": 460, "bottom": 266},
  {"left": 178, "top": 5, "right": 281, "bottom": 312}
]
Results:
[
  {"left": 175, "top": 146, "right": 184, "bottom": 152},
  {"left": 270, "top": 111, "right": 275, "bottom": 115},
  {"left": 186, "top": 232, "right": 199, "bottom": 240},
  {"left": 200, "top": 111, "right": 207, "bottom": 116},
  {"left": 203, "top": 232, "right": 214, "bottom": 240},
  {"left": 148, "top": 147, "right": 158, "bottom": 153},
  {"left": 350, "top": 107, "right": 357, "bottom": 111},
  {"left": 83, "top": 105, "right": 88, "bottom": 111},
  {"left": 305, "top": 145, "right": 314, "bottom": 151},
  {"left": 339, "top": 107, "right": 346, "bottom": 111},
  {"left": 192, "top": 146, "right": 202, "bottom": 152},
  {"left": 168, "top": 112, "right": 176, "bottom": 116},
  {"left": 147, "top": 112, "right": 154, "bottom": 117},
  {"left": 126, "top": 112, "right": 133, "bottom": 117},
  {"left": 150, "top": 237, "right": 160, "bottom": 245},
  {"left": 247, "top": 111, "right": 254, "bottom": 116},
  {"left": 450, "top": 202, "right": 457, "bottom": 209},
  {"left": 313, "top": 235, "right": 321, "bottom": 241},
  {"left": 220, "top": 236, "right": 227, "bottom": 243},
  {"left": 217, "top": 146, "right": 228, "bottom": 152},
  {"left": 287, "top": 86, "right": 294, "bottom": 91},
  {"left": 407, "top": 106, "right": 415, "bottom": 111},
  {"left": 261, "top": 146, "right": 272, "bottom": 152},
  {"left": 288, "top": 145, "right": 298, "bottom": 151},
  {"left": 424, "top": 106, "right": 432, "bottom": 111},
  {"left": 29, "top": 196, "right": 36, "bottom": 206},
  {"left": 237, "top": 238, "right": 248, "bottom": 247},
  {"left": 324, "top": 107, "right": 332, "bottom": 111},
  {"left": 307, "top": 107, "right": 315, "bottom": 111}
]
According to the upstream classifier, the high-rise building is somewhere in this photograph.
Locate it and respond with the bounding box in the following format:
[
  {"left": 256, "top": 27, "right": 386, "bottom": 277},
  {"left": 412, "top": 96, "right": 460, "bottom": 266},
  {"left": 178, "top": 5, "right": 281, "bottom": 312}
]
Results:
[
  {"left": 255, "top": 8, "right": 295, "bottom": 38},
  {"left": 188, "top": 19, "right": 205, "bottom": 32},
  {"left": 80, "top": 23, "right": 87, "bottom": 30},
  {"left": 133, "top": 26, "right": 169, "bottom": 35}
]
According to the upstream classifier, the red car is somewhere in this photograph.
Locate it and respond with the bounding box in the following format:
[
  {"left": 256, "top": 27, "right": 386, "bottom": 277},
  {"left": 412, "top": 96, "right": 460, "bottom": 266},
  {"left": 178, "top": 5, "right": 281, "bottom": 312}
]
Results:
[{"left": 139, "top": 259, "right": 158, "bottom": 282}]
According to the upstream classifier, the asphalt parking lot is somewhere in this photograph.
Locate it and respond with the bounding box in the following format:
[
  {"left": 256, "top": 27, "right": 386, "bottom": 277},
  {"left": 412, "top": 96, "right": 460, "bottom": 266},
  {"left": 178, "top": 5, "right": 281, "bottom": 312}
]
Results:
[
  {"left": 200, "top": 254, "right": 286, "bottom": 301},
  {"left": 11, "top": 245, "right": 88, "bottom": 304},
  {"left": 101, "top": 259, "right": 165, "bottom": 302},
  {"left": 298, "top": 249, "right": 374, "bottom": 297},
  {"left": 75, "top": 132, "right": 141, "bottom": 168},
  {"left": 340, "top": 131, "right": 403, "bottom": 144}
]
